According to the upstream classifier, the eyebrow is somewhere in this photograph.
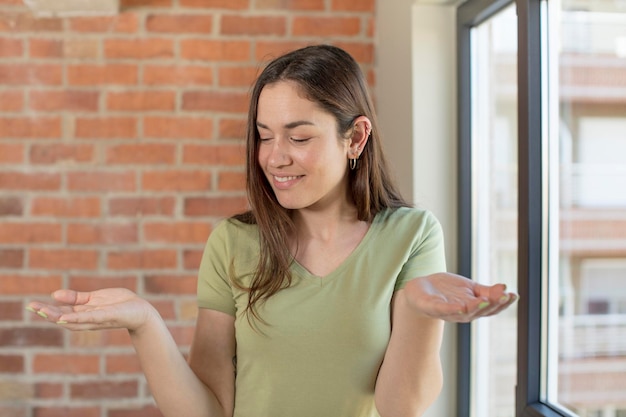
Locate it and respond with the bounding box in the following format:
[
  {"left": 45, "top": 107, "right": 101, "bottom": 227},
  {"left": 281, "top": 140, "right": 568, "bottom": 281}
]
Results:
[{"left": 256, "top": 120, "right": 316, "bottom": 130}]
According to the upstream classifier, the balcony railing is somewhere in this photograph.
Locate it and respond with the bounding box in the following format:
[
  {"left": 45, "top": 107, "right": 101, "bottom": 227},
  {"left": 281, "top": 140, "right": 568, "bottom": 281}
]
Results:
[{"left": 559, "top": 314, "right": 626, "bottom": 358}]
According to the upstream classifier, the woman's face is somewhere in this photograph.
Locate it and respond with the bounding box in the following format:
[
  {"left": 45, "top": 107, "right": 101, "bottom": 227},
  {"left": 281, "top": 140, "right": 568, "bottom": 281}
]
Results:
[{"left": 256, "top": 81, "right": 352, "bottom": 212}]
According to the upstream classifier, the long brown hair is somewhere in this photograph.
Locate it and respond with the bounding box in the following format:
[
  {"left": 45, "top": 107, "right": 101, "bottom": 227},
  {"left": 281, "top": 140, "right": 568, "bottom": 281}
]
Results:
[{"left": 233, "top": 44, "right": 410, "bottom": 319}]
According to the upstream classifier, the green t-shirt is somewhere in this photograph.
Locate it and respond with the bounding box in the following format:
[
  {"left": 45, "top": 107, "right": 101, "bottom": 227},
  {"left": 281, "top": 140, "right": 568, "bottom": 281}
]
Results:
[{"left": 197, "top": 207, "right": 446, "bottom": 417}]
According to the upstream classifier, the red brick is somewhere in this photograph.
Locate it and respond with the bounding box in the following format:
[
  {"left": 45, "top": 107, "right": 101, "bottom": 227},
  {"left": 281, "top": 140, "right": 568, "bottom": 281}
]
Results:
[
  {"left": 106, "top": 91, "right": 176, "bottom": 111},
  {"left": 292, "top": 16, "right": 361, "bottom": 36},
  {"left": 67, "top": 171, "right": 136, "bottom": 192},
  {"left": 120, "top": 0, "right": 172, "bottom": 8},
  {"left": 29, "top": 249, "right": 99, "bottom": 270},
  {"left": 34, "top": 406, "right": 99, "bottom": 417},
  {"left": 182, "top": 91, "right": 248, "bottom": 113},
  {"left": 33, "top": 354, "right": 100, "bottom": 374},
  {"left": 218, "top": 65, "right": 259, "bottom": 87},
  {"left": 150, "top": 299, "right": 176, "bottom": 319},
  {"left": 218, "top": 171, "right": 246, "bottom": 191},
  {"left": 0, "top": 406, "right": 27, "bottom": 417},
  {"left": 104, "top": 39, "right": 173, "bottom": 59},
  {"left": 106, "top": 250, "right": 177, "bottom": 270},
  {"left": 0, "top": 117, "right": 62, "bottom": 138},
  {"left": 108, "top": 197, "right": 176, "bottom": 216},
  {"left": 0, "top": 274, "right": 62, "bottom": 294},
  {"left": 0, "top": 223, "right": 61, "bottom": 243},
  {"left": 0, "top": 143, "right": 24, "bottom": 163},
  {"left": 0, "top": 197, "right": 23, "bottom": 216},
  {"left": 28, "top": 39, "right": 63, "bottom": 58},
  {"left": 183, "top": 249, "right": 203, "bottom": 270},
  {"left": 144, "top": 274, "right": 197, "bottom": 294},
  {"left": 62, "top": 39, "right": 100, "bottom": 59},
  {"left": 0, "top": 172, "right": 61, "bottom": 191},
  {"left": 143, "top": 222, "right": 211, "bottom": 243},
  {"left": 70, "top": 380, "right": 138, "bottom": 399},
  {"left": 34, "top": 382, "right": 64, "bottom": 399},
  {"left": 30, "top": 143, "right": 94, "bottom": 164},
  {"left": 255, "top": 0, "right": 325, "bottom": 10},
  {"left": 67, "top": 223, "right": 138, "bottom": 245},
  {"left": 68, "top": 14, "right": 139, "bottom": 33},
  {"left": 106, "top": 144, "right": 176, "bottom": 165},
  {"left": 218, "top": 117, "right": 246, "bottom": 139},
  {"left": 0, "top": 355, "right": 24, "bottom": 373},
  {"left": 68, "top": 64, "right": 138, "bottom": 86},
  {"left": 0, "top": 91, "right": 23, "bottom": 111},
  {"left": 108, "top": 405, "right": 162, "bottom": 417},
  {"left": 0, "top": 249, "right": 23, "bottom": 268},
  {"left": 0, "top": 301, "right": 23, "bottom": 320},
  {"left": 74, "top": 117, "right": 137, "bottom": 139},
  {"left": 0, "top": 38, "right": 23, "bottom": 57},
  {"left": 331, "top": 0, "right": 374, "bottom": 11},
  {"left": 334, "top": 41, "right": 374, "bottom": 64},
  {"left": 182, "top": 144, "right": 245, "bottom": 165},
  {"left": 220, "top": 15, "right": 286, "bottom": 36},
  {"left": 143, "top": 116, "right": 213, "bottom": 139},
  {"left": 146, "top": 14, "right": 213, "bottom": 33},
  {"left": 69, "top": 328, "right": 131, "bottom": 348},
  {"left": 141, "top": 170, "right": 212, "bottom": 191},
  {"left": 180, "top": 39, "right": 250, "bottom": 61},
  {"left": 184, "top": 196, "right": 248, "bottom": 217},
  {"left": 180, "top": 0, "right": 248, "bottom": 8},
  {"left": 0, "top": 64, "right": 62, "bottom": 85},
  {"left": 143, "top": 65, "right": 213, "bottom": 86},
  {"left": 29, "top": 90, "right": 99, "bottom": 112},
  {"left": 105, "top": 354, "right": 142, "bottom": 374},
  {"left": 0, "top": 13, "right": 63, "bottom": 32},
  {"left": 31, "top": 197, "right": 101, "bottom": 218},
  {"left": 68, "top": 275, "right": 138, "bottom": 292},
  {"left": 0, "top": 328, "right": 63, "bottom": 347}
]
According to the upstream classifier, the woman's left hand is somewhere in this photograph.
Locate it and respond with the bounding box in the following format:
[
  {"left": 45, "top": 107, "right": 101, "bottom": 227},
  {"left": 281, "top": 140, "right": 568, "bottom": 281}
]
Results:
[{"left": 403, "top": 272, "right": 518, "bottom": 322}]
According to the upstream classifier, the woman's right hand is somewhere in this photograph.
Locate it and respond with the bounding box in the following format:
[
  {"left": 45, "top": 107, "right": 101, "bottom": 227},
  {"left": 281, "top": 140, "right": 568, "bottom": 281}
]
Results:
[{"left": 26, "top": 288, "right": 155, "bottom": 334}]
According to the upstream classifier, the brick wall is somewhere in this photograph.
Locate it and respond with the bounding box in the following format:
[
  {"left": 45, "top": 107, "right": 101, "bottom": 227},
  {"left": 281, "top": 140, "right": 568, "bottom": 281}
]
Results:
[{"left": 0, "top": 0, "right": 375, "bottom": 416}]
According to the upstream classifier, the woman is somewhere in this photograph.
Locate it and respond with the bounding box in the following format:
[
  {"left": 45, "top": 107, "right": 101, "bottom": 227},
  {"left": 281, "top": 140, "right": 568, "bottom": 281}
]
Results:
[{"left": 27, "top": 45, "right": 517, "bottom": 417}]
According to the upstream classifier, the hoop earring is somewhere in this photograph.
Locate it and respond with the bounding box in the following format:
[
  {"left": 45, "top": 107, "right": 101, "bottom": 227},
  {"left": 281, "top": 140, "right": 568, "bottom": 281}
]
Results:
[{"left": 349, "top": 158, "right": 358, "bottom": 170}]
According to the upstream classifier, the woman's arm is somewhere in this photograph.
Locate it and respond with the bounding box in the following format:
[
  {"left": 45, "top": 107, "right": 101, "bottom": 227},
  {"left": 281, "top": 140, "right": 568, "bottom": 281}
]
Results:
[
  {"left": 374, "top": 289, "right": 445, "bottom": 417},
  {"left": 132, "top": 306, "right": 235, "bottom": 417},
  {"left": 375, "top": 272, "right": 518, "bottom": 416},
  {"left": 27, "top": 289, "right": 234, "bottom": 417}
]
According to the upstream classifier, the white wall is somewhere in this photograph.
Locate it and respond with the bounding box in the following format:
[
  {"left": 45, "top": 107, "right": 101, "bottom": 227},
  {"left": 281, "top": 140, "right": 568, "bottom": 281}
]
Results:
[{"left": 376, "top": 1, "right": 459, "bottom": 415}]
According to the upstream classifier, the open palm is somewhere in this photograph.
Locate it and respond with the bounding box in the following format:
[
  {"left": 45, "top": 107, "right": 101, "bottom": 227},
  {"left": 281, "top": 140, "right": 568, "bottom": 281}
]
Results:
[
  {"left": 403, "top": 272, "right": 518, "bottom": 322},
  {"left": 27, "top": 288, "right": 154, "bottom": 332}
]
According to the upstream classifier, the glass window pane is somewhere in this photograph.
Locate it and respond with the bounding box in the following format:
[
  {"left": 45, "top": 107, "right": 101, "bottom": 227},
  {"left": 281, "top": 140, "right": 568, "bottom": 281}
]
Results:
[
  {"left": 469, "top": 5, "right": 518, "bottom": 417},
  {"left": 547, "top": 0, "right": 626, "bottom": 414}
]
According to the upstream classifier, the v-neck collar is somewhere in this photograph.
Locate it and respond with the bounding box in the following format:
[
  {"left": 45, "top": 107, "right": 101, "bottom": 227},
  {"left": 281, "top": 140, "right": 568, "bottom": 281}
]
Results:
[{"left": 289, "top": 211, "right": 383, "bottom": 284}]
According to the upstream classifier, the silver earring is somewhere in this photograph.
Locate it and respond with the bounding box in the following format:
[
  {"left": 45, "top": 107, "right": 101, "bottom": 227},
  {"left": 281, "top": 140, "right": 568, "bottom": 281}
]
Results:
[{"left": 349, "top": 157, "right": 358, "bottom": 170}]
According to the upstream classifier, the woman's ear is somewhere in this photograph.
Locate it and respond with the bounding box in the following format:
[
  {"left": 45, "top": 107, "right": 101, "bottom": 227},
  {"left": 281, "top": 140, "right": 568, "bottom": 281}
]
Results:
[{"left": 349, "top": 116, "right": 372, "bottom": 158}]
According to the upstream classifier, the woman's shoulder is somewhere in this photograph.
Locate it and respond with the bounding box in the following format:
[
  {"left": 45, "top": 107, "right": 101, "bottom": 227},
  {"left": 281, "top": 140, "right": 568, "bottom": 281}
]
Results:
[
  {"left": 209, "top": 214, "right": 260, "bottom": 246},
  {"left": 375, "top": 206, "right": 441, "bottom": 228}
]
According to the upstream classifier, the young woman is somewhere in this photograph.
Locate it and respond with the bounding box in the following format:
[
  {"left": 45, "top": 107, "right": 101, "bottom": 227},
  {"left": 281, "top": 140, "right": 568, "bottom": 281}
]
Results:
[{"left": 27, "top": 45, "right": 517, "bottom": 417}]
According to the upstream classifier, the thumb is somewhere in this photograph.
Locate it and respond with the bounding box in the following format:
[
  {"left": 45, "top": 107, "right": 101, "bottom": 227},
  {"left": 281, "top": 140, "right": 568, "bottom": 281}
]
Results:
[{"left": 52, "top": 289, "right": 90, "bottom": 306}]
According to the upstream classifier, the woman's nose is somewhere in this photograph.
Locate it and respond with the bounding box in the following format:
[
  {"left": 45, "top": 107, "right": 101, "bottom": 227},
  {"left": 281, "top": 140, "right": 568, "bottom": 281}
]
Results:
[{"left": 267, "top": 138, "right": 291, "bottom": 167}]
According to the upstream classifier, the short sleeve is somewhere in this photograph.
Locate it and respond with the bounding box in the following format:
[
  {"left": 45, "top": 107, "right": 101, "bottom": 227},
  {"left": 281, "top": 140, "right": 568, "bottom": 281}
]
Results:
[
  {"left": 197, "top": 220, "right": 237, "bottom": 316},
  {"left": 394, "top": 211, "right": 447, "bottom": 291}
]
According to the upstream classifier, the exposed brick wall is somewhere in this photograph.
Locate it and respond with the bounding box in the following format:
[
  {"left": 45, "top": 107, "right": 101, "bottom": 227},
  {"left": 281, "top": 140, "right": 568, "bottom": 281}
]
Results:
[{"left": 0, "top": 0, "right": 376, "bottom": 415}]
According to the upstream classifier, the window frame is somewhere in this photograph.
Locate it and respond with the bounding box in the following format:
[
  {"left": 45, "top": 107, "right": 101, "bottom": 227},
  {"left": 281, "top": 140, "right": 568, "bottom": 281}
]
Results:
[{"left": 456, "top": 0, "right": 580, "bottom": 415}]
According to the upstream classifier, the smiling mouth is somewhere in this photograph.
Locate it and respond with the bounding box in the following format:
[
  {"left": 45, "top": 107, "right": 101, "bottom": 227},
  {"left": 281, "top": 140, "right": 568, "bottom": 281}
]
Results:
[{"left": 274, "top": 175, "right": 303, "bottom": 183}]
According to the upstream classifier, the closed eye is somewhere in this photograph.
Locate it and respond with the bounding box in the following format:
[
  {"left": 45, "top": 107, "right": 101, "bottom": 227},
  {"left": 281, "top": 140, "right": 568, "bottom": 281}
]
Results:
[{"left": 290, "top": 137, "right": 311, "bottom": 143}]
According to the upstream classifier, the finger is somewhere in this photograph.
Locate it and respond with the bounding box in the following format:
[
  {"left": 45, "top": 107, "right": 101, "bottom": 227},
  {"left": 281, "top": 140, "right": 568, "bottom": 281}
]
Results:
[
  {"left": 473, "top": 282, "right": 507, "bottom": 300},
  {"left": 465, "top": 292, "right": 519, "bottom": 319},
  {"left": 52, "top": 289, "right": 91, "bottom": 306},
  {"left": 25, "top": 304, "right": 64, "bottom": 323}
]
